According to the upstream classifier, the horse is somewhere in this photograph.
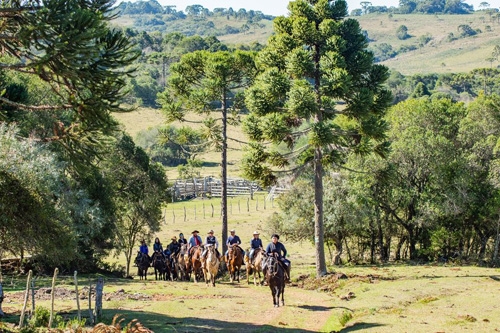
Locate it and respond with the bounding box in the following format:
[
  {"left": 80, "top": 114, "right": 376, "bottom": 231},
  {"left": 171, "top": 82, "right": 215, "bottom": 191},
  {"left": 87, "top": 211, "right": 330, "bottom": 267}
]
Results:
[
  {"left": 187, "top": 246, "right": 203, "bottom": 283},
  {"left": 151, "top": 252, "right": 168, "bottom": 281},
  {"left": 262, "top": 253, "right": 285, "bottom": 307},
  {"left": 226, "top": 245, "right": 244, "bottom": 283},
  {"left": 175, "top": 243, "right": 189, "bottom": 281},
  {"left": 245, "top": 247, "right": 265, "bottom": 285},
  {"left": 134, "top": 252, "right": 150, "bottom": 280},
  {"left": 202, "top": 245, "right": 220, "bottom": 287}
]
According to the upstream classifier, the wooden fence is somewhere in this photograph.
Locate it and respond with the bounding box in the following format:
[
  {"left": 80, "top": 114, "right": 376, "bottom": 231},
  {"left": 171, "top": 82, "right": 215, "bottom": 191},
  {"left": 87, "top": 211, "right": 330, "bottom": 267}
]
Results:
[{"left": 172, "top": 177, "right": 261, "bottom": 201}]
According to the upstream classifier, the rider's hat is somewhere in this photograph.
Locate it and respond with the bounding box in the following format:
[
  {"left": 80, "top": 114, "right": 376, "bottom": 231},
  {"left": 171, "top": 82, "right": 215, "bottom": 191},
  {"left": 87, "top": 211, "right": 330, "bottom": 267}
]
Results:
[
  {"left": 171, "top": 236, "right": 177, "bottom": 240},
  {"left": 253, "top": 231, "right": 260, "bottom": 235},
  {"left": 208, "top": 229, "right": 214, "bottom": 234},
  {"left": 192, "top": 230, "right": 199, "bottom": 234},
  {"left": 271, "top": 233, "right": 279, "bottom": 239},
  {"left": 230, "top": 229, "right": 235, "bottom": 233}
]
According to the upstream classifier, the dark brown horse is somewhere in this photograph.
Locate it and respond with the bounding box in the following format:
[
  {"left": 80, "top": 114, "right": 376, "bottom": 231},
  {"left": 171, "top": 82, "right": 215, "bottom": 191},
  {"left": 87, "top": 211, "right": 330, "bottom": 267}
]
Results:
[
  {"left": 263, "top": 253, "right": 285, "bottom": 307},
  {"left": 187, "top": 246, "right": 203, "bottom": 283},
  {"left": 134, "top": 252, "right": 150, "bottom": 280},
  {"left": 226, "top": 245, "right": 244, "bottom": 283},
  {"left": 151, "top": 252, "right": 169, "bottom": 281}
]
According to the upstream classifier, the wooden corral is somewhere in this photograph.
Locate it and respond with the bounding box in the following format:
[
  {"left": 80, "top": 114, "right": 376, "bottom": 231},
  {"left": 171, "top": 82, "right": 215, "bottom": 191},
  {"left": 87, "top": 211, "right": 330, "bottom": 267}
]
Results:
[{"left": 171, "top": 177, "right": 261, "bottom": 201}]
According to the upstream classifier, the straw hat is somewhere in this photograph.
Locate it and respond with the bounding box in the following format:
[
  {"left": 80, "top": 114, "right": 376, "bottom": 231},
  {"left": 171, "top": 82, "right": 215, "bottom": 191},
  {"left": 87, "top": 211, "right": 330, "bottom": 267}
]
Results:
[
  {"left": 171, "top": 236, "right": 177, "bottom": 240},
  {"left": 253, "top": 231, "right": 260, "bottom": 235},
  {"left": 208, "top": 229, "right": 214, "bottom": 234}
]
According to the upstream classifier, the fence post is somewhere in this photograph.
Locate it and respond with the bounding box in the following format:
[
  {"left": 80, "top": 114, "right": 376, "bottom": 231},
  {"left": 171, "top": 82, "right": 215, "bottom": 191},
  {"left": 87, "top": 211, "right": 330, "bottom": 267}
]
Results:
[
  {"left": 88, "top": 278, "right": 94, "bottom": 325},
  {"left": 74, "top": 271, "right": 81, "bottom": 321},
  {"left": 250, "top": 184, "right": 254, "bottom": 200},
  {"left": 95, "top": 277, "right": 104, "bottom": 322},
  {"left": 19, "top": 270, "right": 32, "bottom": 328},
  {"left": 194, "top": 205, "right": 197, "bottom": 220},
  {"left": 238, "top": 200, "right": 241, "bottom": 213},
  {"left": 172, "top": 210, "right": 175, "bottom": 224},
  {"left": 264, "top": 197, "right": 266, "bottom": 210},
  {"left": 203, "top": 203, "right": 206, "bottom": 219},
  {"left": 271, "top": 197, "right": 274, "bottom": 208},
  {"left": 49, "top": 268, "right": 58, "bottom": 328},
  {"left": 256, "top": 197, "right": 258, "bottom": 211},
  {"left": 247, "top": 198, "right": 250, "bottom": 212},
  {"left": 183, "top": 206, "right": 186, "bottom": 222},
  {"left": 211, "top": 203, "right": 214, "bottom": 217},
  {"left": 30, "top": 278, "right": 36, "bottom": 319}
]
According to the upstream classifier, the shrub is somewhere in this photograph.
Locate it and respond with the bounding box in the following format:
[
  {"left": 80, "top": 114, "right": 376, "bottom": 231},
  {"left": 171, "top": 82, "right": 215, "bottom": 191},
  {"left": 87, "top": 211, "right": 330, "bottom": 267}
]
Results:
[
  {"left": 339, "top": 311, "right": 354, "bottom": 326},
  {"left": 396, "top": 25, "right": 409, "bottom": 40}
]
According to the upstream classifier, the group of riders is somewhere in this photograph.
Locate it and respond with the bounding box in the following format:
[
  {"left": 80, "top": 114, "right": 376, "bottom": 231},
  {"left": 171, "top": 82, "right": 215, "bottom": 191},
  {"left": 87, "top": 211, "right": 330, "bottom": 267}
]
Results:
[{"left": 138, "top": 229, "right": 291, "bottom": 281}]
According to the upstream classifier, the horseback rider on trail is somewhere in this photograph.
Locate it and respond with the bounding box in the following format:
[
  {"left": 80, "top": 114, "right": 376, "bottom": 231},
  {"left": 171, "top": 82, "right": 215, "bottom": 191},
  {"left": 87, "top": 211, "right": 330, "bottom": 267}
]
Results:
[
  {"left": 248, "top": 231, "right": 263, "bottom": 262},
  {"left": 168, "top": 236, "right": 181, "bottom": 257},
  {"left": 188, "top": 230, "right": 203, "bottom": 260},
  {"left": 266, "top": 234, "right": 291, "bottom": 283},
  {"left": 139, "top": 239, "right": 149, "bottom": 259},
  {"left": 178, "top": 233, "right": 187, "bottom": 245},
  {"left": 226, "top": 229, "right": 242, "bottom": 260},
  {"left": 201, "top": 230, "right": 221, "bottom": 260},
  {"left": 153, "top": 237, "right": 165, "bottom": 259}
]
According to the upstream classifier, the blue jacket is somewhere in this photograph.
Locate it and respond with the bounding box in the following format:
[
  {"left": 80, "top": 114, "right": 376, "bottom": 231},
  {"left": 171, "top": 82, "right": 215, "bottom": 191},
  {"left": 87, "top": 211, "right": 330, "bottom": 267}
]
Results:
[
  {"left": 139, "top": 244, "right": 149, "bottom": 255},
  {"left": 226, "top": 235, "right": 241, "bottom": 246},
  {"left": 266, "top": 241, "right": 287, "bottom": 258},
  {"left": 250, "top": 238, "right": 263, "bottom": 249},
  {"left": 188, "top": 235, "right": 203, "bottom": 248}
]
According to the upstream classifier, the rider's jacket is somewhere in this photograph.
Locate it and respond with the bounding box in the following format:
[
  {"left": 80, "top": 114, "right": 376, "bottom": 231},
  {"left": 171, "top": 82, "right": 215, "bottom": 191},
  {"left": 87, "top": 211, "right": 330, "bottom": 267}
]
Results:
[
  {"left": 205, "top": 235, "right": 219, "bottom": 249},
  {"left": 266, "top": 241, "right": 287, "bottom": 258},
  {"left": 169, "top": 241, "right": 180, "bottom": 253},
  {"left": 250, "top": 238, "right": 263, "bottom": 249}
]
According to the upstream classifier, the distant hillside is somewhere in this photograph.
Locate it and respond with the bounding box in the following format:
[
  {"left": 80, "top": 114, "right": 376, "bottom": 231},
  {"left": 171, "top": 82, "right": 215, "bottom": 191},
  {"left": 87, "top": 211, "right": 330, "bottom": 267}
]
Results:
[
  {"left": 111, "top": 1, "right": 500, "bottom": 74},
  {"left": 358, "top": 12, "right": 500, "bottom": 75},
  {"left": 111, "top": 0, "right": 275, "bottom": 44}
]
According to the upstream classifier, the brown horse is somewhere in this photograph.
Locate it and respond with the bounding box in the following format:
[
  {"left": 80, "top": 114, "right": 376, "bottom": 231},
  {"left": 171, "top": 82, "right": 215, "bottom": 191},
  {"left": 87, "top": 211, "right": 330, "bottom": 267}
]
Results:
[
  {"left": 245, "top": 247, "right": 264, "bottom": 285},
  {"left": 151, "top": 252, "right": 169, "bottom": 281},
  {"left": 202, "top": 246, "right": 220, "bottom": 287},
  {"left": 187, "top": 246, "right": 203, "bottom": 283},
  {"left": 263, "top": 253, "right": 285, "bottom": 307},
  {"left": 175, "top": 243, "right": 189, "bottom": 281},
  {"left": 134, "top": 252, "right": 150, "bottom": 280},
  {"left": 226, "top": 245, "right": 244, "bottom": 283}
]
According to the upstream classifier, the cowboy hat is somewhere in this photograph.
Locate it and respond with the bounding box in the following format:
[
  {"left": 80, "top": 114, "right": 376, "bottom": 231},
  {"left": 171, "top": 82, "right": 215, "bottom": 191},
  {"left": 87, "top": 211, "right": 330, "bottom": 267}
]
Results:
[
  {"left": 230, "top": 229, "right": 235, "bottom": 233},
  {"left": 253, "top": 231, "right": 260, "bottom": 235},
  {"left": 171, "top": 236, "right": 177, "bottom": 240},
  {"left": 192, "top": 230, "right": 199, "bottom": 234},
  {"left": 208, "top": 229, "right": 214, "bottom": 234}
]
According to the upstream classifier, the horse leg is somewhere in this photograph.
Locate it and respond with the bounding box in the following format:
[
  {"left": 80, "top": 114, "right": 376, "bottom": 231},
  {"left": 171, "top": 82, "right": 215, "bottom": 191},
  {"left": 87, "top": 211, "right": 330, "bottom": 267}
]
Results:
[
  {"left": 281, "top": 284, "right": 285, "bottom": 306},
  {"left": 272, "top": 285, "right": 278, "bottom": 307}
]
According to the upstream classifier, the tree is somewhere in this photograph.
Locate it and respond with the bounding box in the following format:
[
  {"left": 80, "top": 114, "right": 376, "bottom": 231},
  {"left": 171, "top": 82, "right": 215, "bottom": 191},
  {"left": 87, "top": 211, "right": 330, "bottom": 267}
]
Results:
[
  {"left": 396, "top": 25, "right": 410, "bottom": 40},
  {"left": 158, "top": 50, "right": 256, "bottom": 253},
  {"left": 242, "top": 0, "right": 392, "bottom": 276},
  {"left": 103, "top": 134, "right": 169, "bottom": 277},
  {"left": 0, "top": 0, "right": 138, "bottom": 167}
]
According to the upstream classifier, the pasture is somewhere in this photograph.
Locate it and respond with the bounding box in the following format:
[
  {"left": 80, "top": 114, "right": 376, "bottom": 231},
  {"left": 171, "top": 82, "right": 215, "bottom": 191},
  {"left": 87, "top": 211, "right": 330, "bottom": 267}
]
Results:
[{"left": 2, "top": 195, "right": 500, "bottom": 332}]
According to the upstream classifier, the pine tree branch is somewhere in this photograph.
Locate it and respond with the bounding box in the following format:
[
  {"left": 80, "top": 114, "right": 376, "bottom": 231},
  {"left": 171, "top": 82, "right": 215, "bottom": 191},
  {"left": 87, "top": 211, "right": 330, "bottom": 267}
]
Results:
[{"left": 0, "top": 96, "right": 72, "bottom": 111}]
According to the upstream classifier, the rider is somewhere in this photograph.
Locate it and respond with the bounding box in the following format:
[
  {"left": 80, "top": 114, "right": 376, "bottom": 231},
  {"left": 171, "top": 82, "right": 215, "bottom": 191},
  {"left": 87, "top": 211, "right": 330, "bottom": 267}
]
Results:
[
  {"left": 153, "top": 237, "right": 164, "bottom": 258},
  {"left": 248, "top": 231, "right": 263, "bottom": 262},
  {"left": 139, "top": 239, "right": 149, "bottom": 257},
  {"left": 188, "top": 230, "right": 203, "bottom": 260},
  {"left": 178, "top": 233, "right": 187, "bottom": 245},
  {"left": 225, "top": 229, "right": 242, "bottom": 260},
  {"left": 168, "top": 236, "right": 181, "bottom": 257},
  {"left": 201, "top": 230, "right": 220, "bottom": 260},
  {"left": 265, "top": 234, "right": 291, "bottom": 283}
]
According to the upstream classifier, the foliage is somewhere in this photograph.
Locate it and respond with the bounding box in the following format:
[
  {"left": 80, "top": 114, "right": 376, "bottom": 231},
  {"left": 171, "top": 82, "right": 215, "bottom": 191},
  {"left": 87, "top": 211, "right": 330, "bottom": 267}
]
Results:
[
  {"left": 242, "top": 0, "right": 392, "bottom": 275},
  {"left": 396, "top": 25, "right": 410, "bottom": 40}
]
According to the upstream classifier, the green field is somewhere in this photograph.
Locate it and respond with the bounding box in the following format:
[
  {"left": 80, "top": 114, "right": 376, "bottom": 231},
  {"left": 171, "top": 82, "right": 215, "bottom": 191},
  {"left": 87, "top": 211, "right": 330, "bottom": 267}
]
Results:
[{"left": 2, "top": 196, "right": 500, "bottom": 332}]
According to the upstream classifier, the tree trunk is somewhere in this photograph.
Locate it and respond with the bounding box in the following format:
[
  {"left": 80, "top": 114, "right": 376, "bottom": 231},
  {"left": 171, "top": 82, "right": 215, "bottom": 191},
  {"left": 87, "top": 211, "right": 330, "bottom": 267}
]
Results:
[
  {"left": 221, "top": 94, "right": 228, "bottom": 254},
  {"left": 314, "top": 147, "right": 326, "bottom": 276},
  {"left": 333, "top": 235, "right": 343, "bottom": 266},
  {"left": 313, "top": 42, "right": 326, "bottom": 277},
  {"left": 492, "top": 215, "right": 500, "bottom": 264},
  {"left": 395, "top": 235, "right": 407, "bottom": 260}
]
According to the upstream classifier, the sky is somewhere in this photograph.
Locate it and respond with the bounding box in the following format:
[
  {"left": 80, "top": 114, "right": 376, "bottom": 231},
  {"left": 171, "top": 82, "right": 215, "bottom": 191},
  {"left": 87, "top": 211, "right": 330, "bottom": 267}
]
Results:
[{"left": 152, "top": 0, "right": 500, "bottom": 16}]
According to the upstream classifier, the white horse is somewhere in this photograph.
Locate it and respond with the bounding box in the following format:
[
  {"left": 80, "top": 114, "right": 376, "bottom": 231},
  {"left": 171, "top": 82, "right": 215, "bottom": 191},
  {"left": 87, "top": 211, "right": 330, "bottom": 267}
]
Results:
[{"left": 202, "top": 245, "right": 220, "bottom": 287}]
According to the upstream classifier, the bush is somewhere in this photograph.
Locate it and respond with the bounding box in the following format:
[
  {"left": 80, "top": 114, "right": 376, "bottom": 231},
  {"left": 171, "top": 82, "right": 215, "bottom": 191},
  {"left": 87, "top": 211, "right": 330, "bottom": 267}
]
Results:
[{"left": 396, "top": 25, "right": 409, "bottom": 40}]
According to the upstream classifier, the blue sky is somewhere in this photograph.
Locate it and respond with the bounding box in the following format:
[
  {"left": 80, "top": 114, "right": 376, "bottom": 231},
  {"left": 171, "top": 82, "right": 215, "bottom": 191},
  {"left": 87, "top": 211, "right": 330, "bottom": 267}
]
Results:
[{"left": 152, "top": 0, "right": 500, "bottom": 16}]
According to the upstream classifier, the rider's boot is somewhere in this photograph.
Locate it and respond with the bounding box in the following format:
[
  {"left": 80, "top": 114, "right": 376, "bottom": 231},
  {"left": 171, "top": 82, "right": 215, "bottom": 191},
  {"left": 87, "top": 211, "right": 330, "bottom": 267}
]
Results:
[{"left": 285, "top": 264, "right": 291, "bottom": 283}]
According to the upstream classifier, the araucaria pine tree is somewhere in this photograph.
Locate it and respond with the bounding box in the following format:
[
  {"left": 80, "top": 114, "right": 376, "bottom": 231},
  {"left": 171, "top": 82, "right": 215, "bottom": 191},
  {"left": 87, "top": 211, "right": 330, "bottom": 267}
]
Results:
[{"left": 242, "top": 0, "right": 392, "bottom": 276}]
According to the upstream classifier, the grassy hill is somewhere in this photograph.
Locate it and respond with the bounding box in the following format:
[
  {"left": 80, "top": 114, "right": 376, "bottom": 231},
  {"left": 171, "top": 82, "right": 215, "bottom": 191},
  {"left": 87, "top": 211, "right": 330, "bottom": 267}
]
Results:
[{"left": 358, "top": 12, "right": 500, "bottom": 74}]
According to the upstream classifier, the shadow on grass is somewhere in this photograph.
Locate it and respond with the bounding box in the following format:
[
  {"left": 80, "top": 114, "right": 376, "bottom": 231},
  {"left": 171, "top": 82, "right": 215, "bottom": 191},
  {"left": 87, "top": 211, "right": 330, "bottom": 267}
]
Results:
[
  {"left": 295, "top": 305, "right": 334, "bottom": 311},
  {"left": 101, "top": 308, "right": 319, "bottom": 333},
  {"left": 340, "top": 322, "right": 386, "bottom": 332},
  {"left": 489, "top": 275, "right": 500, "bottom": 281}
]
